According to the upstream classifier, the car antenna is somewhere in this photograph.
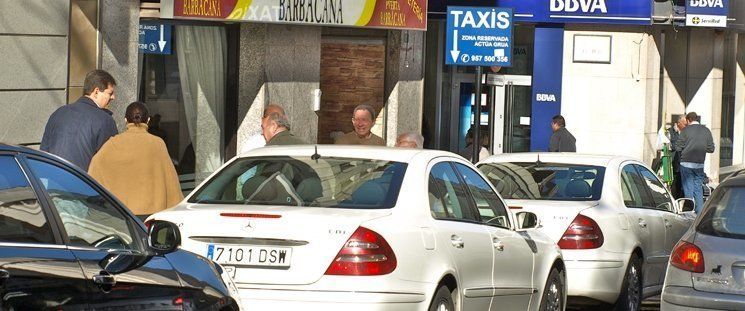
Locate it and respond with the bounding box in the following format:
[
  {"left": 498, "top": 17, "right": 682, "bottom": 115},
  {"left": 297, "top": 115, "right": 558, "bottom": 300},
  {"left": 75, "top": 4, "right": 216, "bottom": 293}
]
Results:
[
  {"left": 311, "top": 145, "right": 321, "bottom": 162},
  {"left": 536, "top": 154, "right": 543, "bottom": 166}
]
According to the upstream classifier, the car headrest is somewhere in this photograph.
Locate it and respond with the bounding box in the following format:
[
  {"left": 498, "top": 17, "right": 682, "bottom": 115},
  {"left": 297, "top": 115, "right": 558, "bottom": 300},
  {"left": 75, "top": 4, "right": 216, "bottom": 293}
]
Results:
[
  {"left": 242, "top": 175, "right": 276, "bottom": 202},
  {"left": 351, "top": 180, "right": 386, "bottom": 206},
  {"left": 565, "top": 179, "right": 592, "bottom": 198},
  {"left": 296, "top": 177, "right": 322, "bottom": 202}
]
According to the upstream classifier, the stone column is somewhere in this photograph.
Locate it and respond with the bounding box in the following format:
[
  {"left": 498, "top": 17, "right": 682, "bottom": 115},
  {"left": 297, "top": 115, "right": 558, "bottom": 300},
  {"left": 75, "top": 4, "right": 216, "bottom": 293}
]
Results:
[
  {"left": 385, "top": 30, "right": 425, "bottom": 146},
  {"left": 237, "top": 23, "right": 268, "bottom": 153},
  {"left": 99, "top": 0, "right": 140, "bottom": 131}
]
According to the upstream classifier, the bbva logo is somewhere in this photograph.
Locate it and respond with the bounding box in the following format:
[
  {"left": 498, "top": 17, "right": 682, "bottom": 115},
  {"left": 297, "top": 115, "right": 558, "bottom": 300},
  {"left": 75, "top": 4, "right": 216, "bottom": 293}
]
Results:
[
  {"left": 550, "top": 0, "right": 607, "bottom": 14},
  {"left": 689, "top": 0, "right": 724, "bottom": 8},
  {"left": 536, "top": 94, "right": 557, "bottom": 102}
]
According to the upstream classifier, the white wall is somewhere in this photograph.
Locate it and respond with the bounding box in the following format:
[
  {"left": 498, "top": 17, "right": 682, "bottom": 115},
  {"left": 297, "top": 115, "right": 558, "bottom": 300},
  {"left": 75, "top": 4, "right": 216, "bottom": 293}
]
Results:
[{"left": 560, "top": 25, "right": 660, "bottom": 164}]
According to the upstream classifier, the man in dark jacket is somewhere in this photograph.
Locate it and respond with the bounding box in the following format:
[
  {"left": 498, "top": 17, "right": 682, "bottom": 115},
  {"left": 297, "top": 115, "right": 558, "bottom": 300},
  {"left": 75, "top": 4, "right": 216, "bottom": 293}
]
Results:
[
  {"left": 549, "top": 115, "right": 576, "bottom": 152},
  {"left": 675, "top": 112, "right": 715, "bottom": 213},
  {"left": 261, "top": 104, "right": 306, "bottom": 145},
  {"left": 40, "top": 70, "right": 118, "bottom": 170},
  {"left": 668, "top": 115, "right": 688, "bottom": 198}
]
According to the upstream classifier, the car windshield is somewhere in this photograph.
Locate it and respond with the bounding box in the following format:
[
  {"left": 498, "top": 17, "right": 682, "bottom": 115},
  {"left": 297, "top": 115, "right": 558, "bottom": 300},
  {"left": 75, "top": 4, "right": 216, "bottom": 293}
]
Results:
[
  {"left": 189, "top": 156, "right": 407, "bottom": 209},
  {"left": 478, "top": 162, "right": 605, "bottom": 201},
  {"left": 697, "top": 186, "right": 745, "bottom": 240}
]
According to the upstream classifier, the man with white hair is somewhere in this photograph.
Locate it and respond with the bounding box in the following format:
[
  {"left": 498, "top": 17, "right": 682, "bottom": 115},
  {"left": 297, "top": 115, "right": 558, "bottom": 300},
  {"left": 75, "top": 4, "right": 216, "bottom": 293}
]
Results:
[{"left": 395, "top": 132, "right": 424, "bottom": 148}]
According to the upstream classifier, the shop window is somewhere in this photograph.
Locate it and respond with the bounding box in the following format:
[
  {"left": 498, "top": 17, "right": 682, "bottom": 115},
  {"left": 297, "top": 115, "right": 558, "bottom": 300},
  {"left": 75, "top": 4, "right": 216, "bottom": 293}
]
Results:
[
  {"left": 720, "top": 32, "right": 738, "bottom": 168},
  {"left": 140, "top": 24, "right": 235, "bottom": 193}
]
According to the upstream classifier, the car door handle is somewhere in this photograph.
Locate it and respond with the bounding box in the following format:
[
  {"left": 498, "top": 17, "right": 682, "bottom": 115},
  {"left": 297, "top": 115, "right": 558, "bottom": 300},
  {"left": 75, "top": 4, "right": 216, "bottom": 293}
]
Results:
[
  {"left": 492, "top": 237, "right": 504, "bottom": 251},
  {"left": 93, "top": 271, "right": 116, "bottom": 290},
  {"left": 638, "top": 219, "right": 647, "bottom": 228},
  {"left": 664, "top": 219, "right": 672, "bottom": 228},
  {"left": 450, "top": 235, "right": 464, "bottom": 249}
]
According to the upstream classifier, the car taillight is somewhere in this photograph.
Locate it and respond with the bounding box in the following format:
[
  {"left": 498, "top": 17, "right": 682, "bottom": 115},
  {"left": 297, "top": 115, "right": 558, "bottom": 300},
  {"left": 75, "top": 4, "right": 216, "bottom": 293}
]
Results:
[
  {"left": 670, "top": 241, "right": 704, "bottom": 273},
  {"left": 324, "top": 227, "right": 397, "bottom": 276},
  {"left": 558, "top": 214, "right": 604, "bottom": 249},
  {"left": 144, "top": 219, "right": 153, "bottom": 230}
]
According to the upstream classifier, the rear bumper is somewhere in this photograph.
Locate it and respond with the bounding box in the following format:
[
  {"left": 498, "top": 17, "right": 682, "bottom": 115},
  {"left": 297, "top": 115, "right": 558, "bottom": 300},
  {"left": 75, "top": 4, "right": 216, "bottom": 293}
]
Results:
[
  {"left": 661, "top": 286, "right": 745, "bottom": 311},
  {"left": 565, "top": 259, "right": 626, "bottom": 304},
  {"left": 237, "top": 287, "right": 427, "bottom": 310}
]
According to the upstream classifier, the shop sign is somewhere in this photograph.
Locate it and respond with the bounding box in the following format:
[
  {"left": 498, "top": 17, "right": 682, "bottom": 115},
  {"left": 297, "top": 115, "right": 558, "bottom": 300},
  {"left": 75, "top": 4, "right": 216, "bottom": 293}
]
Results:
[
  {"left": 430, "top": 0, "right": 652, "bottom": 25},
  {"left": 163, "top": 0, "right": 427, "bottom": 31},
  {"left": 139, "top": 22, "right": 172, "bottom": 55},
  {"left": 445, "top": 6, "right": 513, "bottom": 67},
  {"left": 686, "top": 0, "right": 728, "bottom": 27}
]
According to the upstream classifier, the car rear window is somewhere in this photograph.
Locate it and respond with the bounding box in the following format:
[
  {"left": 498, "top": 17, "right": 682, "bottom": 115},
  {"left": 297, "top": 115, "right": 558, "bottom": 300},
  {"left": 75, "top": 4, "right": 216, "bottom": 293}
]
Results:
[
  {"left": 189, "top": 156, "right": 406, "bottom": 209},
  {"left": 478, "top": 162, "right": 605, "bottom": 201},
  {"left": 697, "top": 186, "right": 745, "bottom": 239}
]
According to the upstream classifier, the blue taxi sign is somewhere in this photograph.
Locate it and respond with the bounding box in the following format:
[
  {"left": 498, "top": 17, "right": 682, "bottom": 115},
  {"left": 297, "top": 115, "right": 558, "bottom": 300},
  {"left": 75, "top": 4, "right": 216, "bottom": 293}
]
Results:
[{"left": 445, "top": 6, "right": 513, "bottom": 67}]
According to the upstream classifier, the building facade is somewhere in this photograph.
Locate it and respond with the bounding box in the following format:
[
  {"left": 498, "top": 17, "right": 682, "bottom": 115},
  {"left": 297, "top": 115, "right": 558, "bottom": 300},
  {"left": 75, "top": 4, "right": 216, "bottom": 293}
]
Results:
[{"left": 423, "top": 0, "right": 745, "bottom": 183}]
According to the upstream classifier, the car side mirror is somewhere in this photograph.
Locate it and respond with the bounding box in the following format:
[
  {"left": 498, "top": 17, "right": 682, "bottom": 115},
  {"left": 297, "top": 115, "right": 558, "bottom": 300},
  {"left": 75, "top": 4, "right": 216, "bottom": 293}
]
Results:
[
  {"left": 676, "top": 198, "right": 695, "bottom": 213},
  {"left": 148, "top": 220, "right": 181, "bottom": 255},
  {"left": 516, "top": 211, "right": 540, "bottom": 230}
]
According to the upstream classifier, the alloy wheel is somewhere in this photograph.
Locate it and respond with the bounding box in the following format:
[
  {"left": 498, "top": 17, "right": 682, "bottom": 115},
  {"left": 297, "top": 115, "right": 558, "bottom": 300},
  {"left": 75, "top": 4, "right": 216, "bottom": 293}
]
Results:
[
  {"left": 626, "top": 265, "right": 641, "bottom": 311},
  {"left": 544, "top": 280, "right": 562, "bottom": 311}
]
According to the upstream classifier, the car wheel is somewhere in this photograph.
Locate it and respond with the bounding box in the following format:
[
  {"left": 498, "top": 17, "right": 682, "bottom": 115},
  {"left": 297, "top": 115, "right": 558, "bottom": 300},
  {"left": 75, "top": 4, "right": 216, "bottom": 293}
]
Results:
[
  {"left": 429, "top": 285, "right": 455, "bottom": 311},
  {"left": 614, "top": 256, "right": 642, "bottom": 311},
  {"left": 539, "top": 267, "right": 565, "bottom": 311}
]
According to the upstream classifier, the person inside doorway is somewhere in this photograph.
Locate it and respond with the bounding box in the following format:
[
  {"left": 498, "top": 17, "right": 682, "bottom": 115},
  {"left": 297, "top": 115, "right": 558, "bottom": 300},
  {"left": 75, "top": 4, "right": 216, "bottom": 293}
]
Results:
[
  {"left": 549, "top": 115, "right": 576, "bottom": 152},
  {"left": 458, "top": 127, "right": 490, "bottom": 162},
  {"left": 261, "top": 104, "right": 306, "bottom": 146},
  {"left": 335, "top": 104, "right": 386, "bottom": 146}
]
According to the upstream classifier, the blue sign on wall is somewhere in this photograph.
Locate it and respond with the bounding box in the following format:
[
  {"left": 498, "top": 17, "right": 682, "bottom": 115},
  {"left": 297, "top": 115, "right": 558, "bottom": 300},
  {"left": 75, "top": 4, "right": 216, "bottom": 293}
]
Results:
[
  {"left": 445, "top": 6, "right": 513, "bottom": 67},
  {"left": 686, "top": 0, "right": 729, "bottom": 27},
  {"left": 431, "top": 0, "right": 653, "bottom": 25},
  {"left": 139, "top": 22, "right": 172, "bottom": 55},
  {"left": 530, "top": 26, "right": 564, "bottom": 152}
]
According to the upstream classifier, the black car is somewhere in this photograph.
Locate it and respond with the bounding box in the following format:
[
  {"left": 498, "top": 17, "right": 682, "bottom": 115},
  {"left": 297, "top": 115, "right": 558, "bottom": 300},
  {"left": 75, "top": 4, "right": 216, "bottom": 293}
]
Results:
[{"left": 0, "top": 144, "right": 239, "bottom": 310}]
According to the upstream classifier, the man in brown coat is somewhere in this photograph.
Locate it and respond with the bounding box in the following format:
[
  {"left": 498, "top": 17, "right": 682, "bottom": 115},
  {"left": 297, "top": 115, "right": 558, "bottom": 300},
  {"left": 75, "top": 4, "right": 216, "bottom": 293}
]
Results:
[
  {"left": 261, "top": 104, "right": 306, "bottom": 145},
  {"left": 335, "top": 104, "right": 386, "bottom": 146}
]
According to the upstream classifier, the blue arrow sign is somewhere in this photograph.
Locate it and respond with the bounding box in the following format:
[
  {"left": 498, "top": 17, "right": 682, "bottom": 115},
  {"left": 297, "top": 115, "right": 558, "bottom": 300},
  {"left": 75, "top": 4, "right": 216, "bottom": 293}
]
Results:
[
  {"left": 139, "top": 21, "right": 172, "bottom": 55},
  {"left": 446, "top": 6, "right": 513, "bottom": 67}
]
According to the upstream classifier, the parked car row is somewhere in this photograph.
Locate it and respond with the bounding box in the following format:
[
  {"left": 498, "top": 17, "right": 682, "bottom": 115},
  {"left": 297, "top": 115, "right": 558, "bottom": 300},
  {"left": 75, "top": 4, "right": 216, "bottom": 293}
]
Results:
[{"left": 6, "top": 142, "right": 739, "bottom": 311}]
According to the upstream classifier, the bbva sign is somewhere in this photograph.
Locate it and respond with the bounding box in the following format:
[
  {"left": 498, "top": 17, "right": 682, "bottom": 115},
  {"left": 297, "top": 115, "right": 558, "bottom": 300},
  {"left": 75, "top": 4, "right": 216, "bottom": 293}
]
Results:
[
  {"left": 689, "top": 0, "right": 724, "bottom": 8},
  {"left": 550, "top": 0, "right": 607, "bottom": 14}
]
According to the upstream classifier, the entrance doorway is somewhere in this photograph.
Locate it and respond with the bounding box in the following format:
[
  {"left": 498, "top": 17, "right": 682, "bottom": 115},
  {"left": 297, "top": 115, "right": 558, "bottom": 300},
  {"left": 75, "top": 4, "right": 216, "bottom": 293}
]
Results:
[
  {"left": 487, "top": 74, "right": 532, "bottom": 154},
  {"left": 451, "top": 73, "right": 532, "bottom": 156}
]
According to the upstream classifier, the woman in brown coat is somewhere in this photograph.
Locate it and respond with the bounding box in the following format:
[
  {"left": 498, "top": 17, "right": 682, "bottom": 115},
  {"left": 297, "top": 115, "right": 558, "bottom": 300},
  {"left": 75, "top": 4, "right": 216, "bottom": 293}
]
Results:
[{"left": 89, "top": 102, "right": 183, "bottom": 218}]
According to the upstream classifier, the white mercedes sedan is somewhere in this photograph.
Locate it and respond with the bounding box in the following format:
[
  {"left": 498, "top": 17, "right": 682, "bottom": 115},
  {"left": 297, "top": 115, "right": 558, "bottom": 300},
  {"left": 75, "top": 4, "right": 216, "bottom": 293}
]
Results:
[
  {"left": 478, "top": 153, "right": 695, "bottom": 311},
  {"left": 148, "top": 146, "right": 565, "bottom": 311}
]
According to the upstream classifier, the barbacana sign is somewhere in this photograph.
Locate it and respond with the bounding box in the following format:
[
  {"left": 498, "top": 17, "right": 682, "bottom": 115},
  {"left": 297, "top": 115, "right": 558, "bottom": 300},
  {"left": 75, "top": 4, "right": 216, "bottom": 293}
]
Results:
[{"left": 163, "top": 0, "right": 427, "bottom": 31}]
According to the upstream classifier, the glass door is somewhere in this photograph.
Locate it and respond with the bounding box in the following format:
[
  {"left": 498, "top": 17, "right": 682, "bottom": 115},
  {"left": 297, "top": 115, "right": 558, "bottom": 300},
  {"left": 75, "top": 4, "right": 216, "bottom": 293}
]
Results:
[{"left": 488, "top": 74, "right": 532, "bottom": 154}]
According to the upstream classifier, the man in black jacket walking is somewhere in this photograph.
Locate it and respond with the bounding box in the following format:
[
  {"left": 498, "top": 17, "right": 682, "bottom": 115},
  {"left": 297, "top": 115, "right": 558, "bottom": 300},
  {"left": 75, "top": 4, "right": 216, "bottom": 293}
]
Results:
[
  {"left": 675, "top": 112, "right": 715, "bottom": 213},
  {"left": 549, "top": 115, "right": 576, "bottom": 152},
  {"left": 40, "top": 70, "right": 118, "bottom": 170}
]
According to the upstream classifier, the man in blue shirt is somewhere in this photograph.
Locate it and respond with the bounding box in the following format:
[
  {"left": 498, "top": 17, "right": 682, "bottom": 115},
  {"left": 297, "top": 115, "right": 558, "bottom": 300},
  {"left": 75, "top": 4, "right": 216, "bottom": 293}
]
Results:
[{"left": 40, "top": 70, "right": 119, "bottom": 170}]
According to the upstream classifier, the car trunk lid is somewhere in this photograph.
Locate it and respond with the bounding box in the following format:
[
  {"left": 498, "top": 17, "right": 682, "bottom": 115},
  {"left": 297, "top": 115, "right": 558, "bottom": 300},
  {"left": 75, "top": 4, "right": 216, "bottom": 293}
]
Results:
[
  {"left": 691, "top": 233, "right": 745, "bottom": 296},
  {"left": 170, "top": 204, "right": 392, "bottom": 285}
]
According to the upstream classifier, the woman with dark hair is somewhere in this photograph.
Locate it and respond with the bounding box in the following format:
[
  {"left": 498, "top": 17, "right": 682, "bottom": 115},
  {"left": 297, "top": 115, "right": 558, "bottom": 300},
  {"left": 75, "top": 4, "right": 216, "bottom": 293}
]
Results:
[{"left": 89, "top": 102, "right": 183, "bottom": 218}]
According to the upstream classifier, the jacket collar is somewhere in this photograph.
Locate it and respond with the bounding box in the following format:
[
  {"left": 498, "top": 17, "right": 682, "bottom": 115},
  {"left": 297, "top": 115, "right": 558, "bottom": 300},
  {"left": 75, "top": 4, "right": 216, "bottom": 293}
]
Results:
[
  {"left": 79, "top": 96, "right": 113, "bottom": 115},
  {"left": 126, "top": 123, "right": 149, "bottom": 132}
]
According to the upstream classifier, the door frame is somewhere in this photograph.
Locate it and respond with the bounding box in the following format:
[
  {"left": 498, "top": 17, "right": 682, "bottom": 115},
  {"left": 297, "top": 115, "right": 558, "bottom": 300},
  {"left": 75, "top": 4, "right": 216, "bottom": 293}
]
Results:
[{"left": 487, "top": 74, "right": 532, "bottom": 154}]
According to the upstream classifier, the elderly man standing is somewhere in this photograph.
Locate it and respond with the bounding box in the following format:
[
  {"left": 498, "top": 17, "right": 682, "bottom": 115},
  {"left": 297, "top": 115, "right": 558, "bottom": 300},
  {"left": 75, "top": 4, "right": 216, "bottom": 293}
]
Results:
[
  {"left": 335, "top": 104, "right": 386, "bottom": 146},
  {"left": 261, "top": 104, "right": 306, "bottom": 145},
  {"left": 395, "top": 132, "right": 424, "bottom": 148}
]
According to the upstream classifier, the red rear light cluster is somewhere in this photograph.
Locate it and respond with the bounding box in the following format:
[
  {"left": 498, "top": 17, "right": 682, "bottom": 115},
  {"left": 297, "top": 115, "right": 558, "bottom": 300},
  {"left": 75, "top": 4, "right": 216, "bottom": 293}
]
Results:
[
  {"left": 670, "top": 241, "right": 705, "bottom": 273},
  {"left": 144, "top": 219, "right": 153, "bottom": 230},
  {"left": 325, "top": 227, "right": 397, "bottom": 276},
  {"left": 558, "top": 214, "right": 604, "bottom": 249}
]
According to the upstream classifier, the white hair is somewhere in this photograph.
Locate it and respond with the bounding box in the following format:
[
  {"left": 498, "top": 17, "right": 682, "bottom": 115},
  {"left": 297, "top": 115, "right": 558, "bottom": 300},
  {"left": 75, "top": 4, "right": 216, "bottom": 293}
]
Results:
[{"left": 397, "top": 132, "right": 424, "bottom": 148}]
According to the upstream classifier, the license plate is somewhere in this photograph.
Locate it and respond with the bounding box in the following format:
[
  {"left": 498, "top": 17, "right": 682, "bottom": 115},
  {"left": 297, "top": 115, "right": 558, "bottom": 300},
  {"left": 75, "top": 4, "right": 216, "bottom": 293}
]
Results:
[{"left": 207, "top": 244, "right": 292, "bottom": 267}]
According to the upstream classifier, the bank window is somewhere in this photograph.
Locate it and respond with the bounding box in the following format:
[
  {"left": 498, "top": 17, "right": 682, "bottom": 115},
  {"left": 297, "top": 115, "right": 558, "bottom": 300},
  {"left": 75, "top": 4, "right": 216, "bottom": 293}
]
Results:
[{"left": 139, "top": 24, "right": 236, "bottom": 194}]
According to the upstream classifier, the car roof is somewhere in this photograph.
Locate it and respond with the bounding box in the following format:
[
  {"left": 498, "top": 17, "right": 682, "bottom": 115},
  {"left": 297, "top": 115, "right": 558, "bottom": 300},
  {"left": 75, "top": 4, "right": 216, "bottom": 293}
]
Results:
[
  {"left": 0, "top": 143, "right": 50, "bottom": 157},
  {"left": 720, "top": 174, "right": 745, "bottom": 187},
  {"left": 479, "top": 152, "right": 638, "bottom": 167},
  {"left": 239, "top": 145, "right": 462, "bottom": 163}
]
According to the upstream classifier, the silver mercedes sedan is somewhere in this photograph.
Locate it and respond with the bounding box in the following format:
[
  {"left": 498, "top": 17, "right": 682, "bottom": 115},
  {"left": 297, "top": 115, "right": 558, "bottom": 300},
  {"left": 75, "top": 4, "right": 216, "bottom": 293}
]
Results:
[{"left": 661, "top": 174, "right": 745, "bottom": 310}]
